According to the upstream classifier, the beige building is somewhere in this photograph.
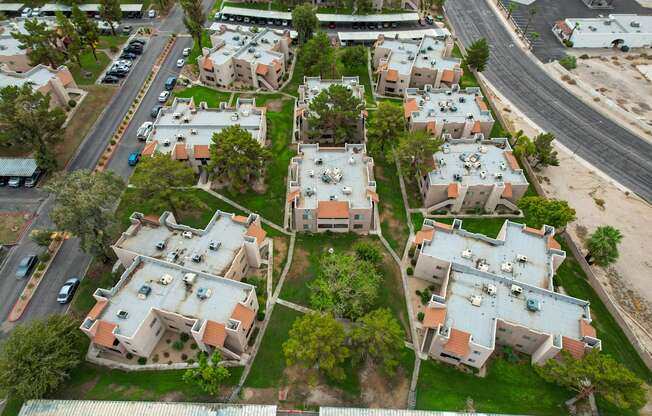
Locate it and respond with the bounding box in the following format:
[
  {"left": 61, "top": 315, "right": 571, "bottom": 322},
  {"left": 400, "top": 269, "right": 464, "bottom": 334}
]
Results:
[
  {"left": 198, "top": 25, "right": 291, "bottom": 91},
  {"left": 412, "top": 219, "right": 601, "bottom": 370},
  {"left": 404, "top": 84, "right": 495, "bottom": 139},
  {"left": 142, "top": 96, "right": 266, "bottom": 173},
  {"left": 0, "top": 64, "right": 77, "bottom": 108},
  {"left": 81, "top": 210, "right": 268, "bottom": 360},
  {"left": 0, "top": 18, "right": 59, "bottom": 73},
  {"left": 373, "top": 34, "right": 462, "bottom": 97},
  {"left": 286, "top": 143, "right": 378, "bottom": 233},
  {"left": 418, "top": 137, "right": 528, "bottom": 214},
  {"left": 296, "top": 76, "right": 366, "bottom": 143}
]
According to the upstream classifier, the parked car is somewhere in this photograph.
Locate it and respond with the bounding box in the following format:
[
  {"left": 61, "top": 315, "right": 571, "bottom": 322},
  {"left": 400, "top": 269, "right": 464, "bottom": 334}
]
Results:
[
  {"left": 352, "top": 22, "right": 359, "bottom": 30},
  {"left": 102, "top": 75, "right": 120, "bottom": 83},
  {"left": 116, "top": 59, "right": 133, "bottom": 67},
  {"left": 221, "top": 14, "right": 229, "bottom": 21},
  {"left": 129, "top": 38, "right": 146, "bottom": 46},
  {"left": 0, "top": 177, "right": 7, "bottom": 186},
  {"left": 214, "top": 12, "right": 221, "bottom": 21},
  {"left": 266, "top": 19, "right": 273, "bottom": 25},
  {"left": 243, "top": 16, "right": 250, "bottom": 23},
  {"left": 425, "top": 15, "right": 434, "bottom": 25},
  {"left": 30, "top": 8, "right": 41, "bottom": 17},
  {"left": 328, "top": 22, "right": 336, "bottom": 29},
  {"left": 8, "top": 177, "right": 22, "bottom": 187},
  {"left": 151, "top": 105, "right": 163, "bottom": 118},
  {"left": 390, "top": 22, "right": 398, "bottom": 28},
  {"left": 120, "top": 52, "right": 137, "bottom": 60},
  {"left": 418, "top": 18, "right": 426, "bottom": 26},
  {"left": 148, "top": 9, "right": 156, "bottom": 18},
  {"left": 136, "top": 121, "right": 154, "bottom": 140},
  {"left": 382, "top": 22, "right": 390, "bottom": 28},
  {"left": 122, "top": 25, "right": 133, "bottom": 35},
  {"left": 111, "top": 64, "right": 130, "bottom": 73},
  {"left": 128, "top": 151, "right": 141, "bottom": 166},
  {"left": 24, "top": 169, "right": 41, "bottom": 188},
  {"left": 274, "top": 19, "right": 281, "bottom": 25},
  {"left": 176, "top": 58, "right": 185, "bottom": 68},
  {"left": 165, "top": 76, "right": 177, "bottom": 90},
  {"left": 282, "top": 20, "right": 288, "bottom": 27},
  {"left": 229, "top": 16, "right": 235, "bottom": 22},
  {"left": 21, "top": 7, "right": 32, "bottom": 18},
  {"left": 15, "top": 255, "right": 37, "bottom": 279},
  {"left": 183, "top": 47, "right": 191, "bottom": 57},
  {"left": 105, "top": 70, "right": 126, "bottom": 78},
  {"left": 158, "top": 91, "right": 170, "bottom": 102},
  {"left": 57, "top": 278, "right": 80, "bottom": 304},
  {"left": 124, "top": 47, "right": 142, "bottom": 55},
  {"left": 235, "top": 15, "right": 243, "bottom": 22}
]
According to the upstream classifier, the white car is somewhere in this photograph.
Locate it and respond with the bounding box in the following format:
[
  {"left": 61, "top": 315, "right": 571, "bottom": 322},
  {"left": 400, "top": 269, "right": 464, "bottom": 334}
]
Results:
[
  {"left": 136, "top": 121, "right": 154, "bottom": 140},
  {"left": 30, "top": 8, "right": 41, "bottom": 17},
  {"left": 21, "top": 7, "right": 32, "bottom": 17},
  {"left": 148, "top": 9, "right": 156, "bottom": 18},
  {"left": 176, "top": 59, "right": 185, "bottom": 68},
  {"left": 116, "top": 59, "right": 132, "bottom": 67},
  {"left": 158, "top": 91, "right": 170, "bottom": 102},
  {"left": 182, "top": 47, "right": 191, "bottom": 57}
]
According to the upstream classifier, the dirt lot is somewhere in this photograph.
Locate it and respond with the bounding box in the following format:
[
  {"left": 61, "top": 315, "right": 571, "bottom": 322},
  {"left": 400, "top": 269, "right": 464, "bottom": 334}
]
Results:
[{"left": 0, "top": 212, "right": 32, "bottom": 245}]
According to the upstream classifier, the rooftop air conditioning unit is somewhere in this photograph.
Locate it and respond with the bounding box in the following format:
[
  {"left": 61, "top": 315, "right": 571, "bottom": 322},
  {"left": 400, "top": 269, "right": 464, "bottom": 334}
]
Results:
[
  {"left": 439, "top": 158, "right": 446, "bottom": 166},
  {"left": 183, "top": 273, "right": 197, "bottom": 285},
  {"left": 478, "top": 261, "right": 489, "bottom": 272},
  {"left": 466, "top": 113, "right": 474, "bottom": 119},
  {"left": 173, "top": 112, "right": 181, "bottom": 118},
  {"left": 231, "top": 113, "right": 239, "bottom": 121},
  {"left": 209, "top": 241, "right": 221, "bottom": 251},
  {"left": 196, "top": 287, "right": 212, "bottom": 300},
  {"left": 117, "top": 310, "right": 129, "bottom": 319},
  {"left": 446, "top": 90, "right": 452, "bottom": 96},
  {"left": 526, "top": 298, "right": 541, "bottom": 312},
  {"left": 470, "top": 295, "right": 482, "bottom": 307},
  {"left": 138, "top": 285, "right": 152, "bottom": 300},
  {"left": 163, "top": 139, "right": 171, "bottom": 146},
  {"left": 305, "top": 187, "right": 315, "bottom": 197},
  {"left": 459, "top": 96, "right": 466, "bottom": 103},
  {"left": 511, "top": 284, "right": 523, "bottom": 296},
  {"left": 159, "top": 274, "right": 174, "bottom": 285},
  {"left": 182, "top": 231, "right": 193, "bottom": 239},
  {"left": 308, "top": 169, "right": 315, "bottom": 177},
  {"left": 183, "top": 116, "right": 190, "bottom": 123},
  {"left": 517, "top": 255, "right": 528, "bottom": 263},
  {"left": 348, "top": 157, "right": 355, "bottom": 165},
  {"left": 485, "top": 284, "right": 497, "bottom": 296},
  {"left": 191, "top": 253, "right": 202, "bottom": 263},
  {"left": 500, "top": 162, "right": 506, "bottom": 171},
  {"left": 480, "top": 171, "right": 487, "bottom": 179},
  {"left": 453, "top": 173, "right": 462, "bottom": 181},
  {"left": 155, "top": 241, "right": 166, "bottom": 250},
  {"left": 166, "top": 250, "right": 179, "bottom": 262},
  {"left": 479, "top": 145, "right": 487, "bottom": 153},
  {"left": 473, "top": 161, "right": 481, "bottom": 169},
  {"left": 241, "top": 109, "right": 250, "bottom": 117},
  {"left": 329, "top": 195, "right": 338, "bottom": 201},
  {"left": 176, "top": 134, "right": 184, "bottom": 141},
  {"left": 315, "top": 158, "right": 323, "bottom": 165},
  {"left": 494, "top": 172, "right": 503, "bottom": 180},
  {"left": 190, "top": 129, "right": 198, "bottom": 135},
  {"left": 461, "top": 249, "right": 472, "bottom": 259},
  {"left": 501, "top": 262, "right": 513, "bottom": 273},
  {"left": 342, "top": 186, "right": 352, "bottom": 195},
  {"left": 631, "top": 21, "right": 640, "bottom": 28}
]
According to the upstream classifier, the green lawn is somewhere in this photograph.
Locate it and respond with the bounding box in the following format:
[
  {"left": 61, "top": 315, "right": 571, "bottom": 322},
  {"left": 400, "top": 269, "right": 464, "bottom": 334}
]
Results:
[
  {"left": 173, "top": 85, "right": 232, "bottom": 108},
  {"left": 336, "top": 49, "right": 375, "bottom": 105},
  {"left": 416, "top": 358, "right": 571, "bottom": 415},
  {"left": 98, "top": 35, "right": 128, "bottom": 50},
  {"left": 68, "top": 51, "right": 111, "bottom": 85},
  {"left": 374, "top": 155, "right": 410, "bottom": 253},
  {"left": 188, "top": 30, "right": 213, "bottom": 63},
  {"left": 282, "top": 49, "right": 305, "bottom": 97},
  {"left": 70, "top": 258, "right": 121, "bottom": 316},
  {"left": 220, "top": 94, "right": 295, "bottom": 226},
  {"left": 0, "top": 213, "right": 29, "bottom": 245},
  {"left": 222, "top": 0, "right": 288, "bottom": 11},
  {"left": 208, "top": 0, "right": 225, "bottom": 19}
]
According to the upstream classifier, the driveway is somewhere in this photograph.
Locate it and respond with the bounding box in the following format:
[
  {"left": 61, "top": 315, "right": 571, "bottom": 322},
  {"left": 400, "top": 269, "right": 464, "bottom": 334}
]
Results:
[{"left": 446, "top": 0, "right": 652, "bottom": 202}]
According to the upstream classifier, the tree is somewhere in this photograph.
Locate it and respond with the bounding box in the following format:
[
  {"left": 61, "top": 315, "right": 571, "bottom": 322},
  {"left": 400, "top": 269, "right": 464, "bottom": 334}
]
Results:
[
  {"left": 350, "top": 308, "right": 405, "bottom": 375},
  {"left": 30, "top": 229, "right": 55, "bottom": 246},
  {"left": 340, "top": 45, "right": 366, "bottom": 67},
  {"left": 154, "top": 0, "right": 173, "bottom": 12},
  {"left": 353, "top": 240, "right": 383, "bottom": 266},
  {"left": 300, "top": 32, "right": 337, "bottom": 78},
  {"left": 307, "top": 84, "right": 365, "bottom": 143},
  {"left": 586, "top": 226, "right": 623, "bottom": 266},
  {"left": 393, "top": 130, "right": 443, "bottom": 179},
  {"left": 531, "top": 132, "right": 559, "bottom": 168},
  {"left": 506, "top": 1, "right": 517, "bottom": 20},
  {"left": 0, "top": 84, "right": 66, "bottom": 171},
  {"left": 46, "top": 170, "right": 125, "bottom": 260},
  {"left": 366, "top": 101, "right": 404, "bottom": 155},
  {"left": 522, "top": 6, "right": 537, "bottom": 36},
  {"left": 512, "top": 130, "right": 535, "bottom": 159},
  {"left": 130, "top": 152, "right": 206, "bottom": 219},
  {"left": 99, "top": 0, "right": 122, "bottom": 36},
  {"left": 465, "top": 38, "right": 490, "bottom": 72},
  {"left": 310, "top": 253, "right": 381, "bottom": 319},
  {"left": 517, "top": 196, "right": 576, "bottom": 231},
  {"left": 181, "top": 0, "right": 206, "bottom": 51},
  {"left": 209, "top": 125, "right": 272, "bottom": 191},
  {"left": 283, "top": 313, "right": 350, "bottom": 381},
  {"left": 182, "top": 351, "right": 230, "bottom": 395},
  {"left": 11, "top": 18, "right": 66, "bottom": 68},
  {"left": 72, "top": 5, "right": 100, "bottom": 61},
  {"left": 56, "top": 12, "right": 83, "bottom": 66},
  {"left": 535, "top": 350, "right": 646, "bottom": 411},
  {"left": 292, "top": 3, "right": 318, "bottom": 45},
  {"left": 0, "top": 314, "right": 84, "bottom": 401}
]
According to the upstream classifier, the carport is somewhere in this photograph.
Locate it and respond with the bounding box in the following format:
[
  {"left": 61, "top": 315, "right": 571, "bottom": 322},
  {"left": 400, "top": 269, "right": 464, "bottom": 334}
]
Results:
[
  {"left": 0, "top": 3, "right": 25, "bottom": 17},
  {"left": 337, "top": 27, "right": 450, "bottom": 45},
  {"left": 219, "top": 6, "right": 292, "bottom": 24},
  {"left": 0, "top": 158, "right": 37, "bottom": 179}
]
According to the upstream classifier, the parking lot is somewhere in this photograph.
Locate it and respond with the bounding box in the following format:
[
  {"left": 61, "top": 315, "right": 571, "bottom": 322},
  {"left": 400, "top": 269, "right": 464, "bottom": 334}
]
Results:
[{"left": 99, "top": 34, "right": 149, "bottom": 85}]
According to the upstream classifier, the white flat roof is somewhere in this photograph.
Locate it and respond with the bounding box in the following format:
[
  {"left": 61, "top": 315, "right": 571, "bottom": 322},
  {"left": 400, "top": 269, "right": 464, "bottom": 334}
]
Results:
[
  {"left": 301, "top": 76, "right": 364, "bottom": 106},
  {"left": 0, "top": 3, "right": 24, "bottom": 11},
  {"left": 406, "top": 85, "right": 494, "bottom": 124},
  {"left": 41, "top": 3, "right": 142, "bottom": 12},
  {"left": 221, "top": 6, "right": 291, "bottom": 20},
  {"left": 567, "top": 14, "right": 652, "bottom": 35},
  {"left": 0, "top": 65, "right": 58, "bottom": 89},
  {"left": 207, "top": 26, "right": 286, "bottom": 67},
  {"left": 338, "top": 28, "right": 450, "bottom": 41},
  {"left": 19, "top": 401, "right": 277, "bottom": 416},
  {"left": 316, "top": 12, "right": 419, "bottom": 23}
]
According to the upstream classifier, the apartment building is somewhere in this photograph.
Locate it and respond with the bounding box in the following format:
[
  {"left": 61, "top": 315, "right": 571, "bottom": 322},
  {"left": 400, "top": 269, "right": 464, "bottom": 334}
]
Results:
[
  {"left": 142, "top": 96, "right": 266, "bottom": 172},
  {"left": 373, "top": 34, "right": 462, "bottom": 97},
  {"left": 418, "top": 137, "right": 528, "bottom": 214},
  {"left": 404, "top": 84, "right": 494, "bottom": 139},
  {"left": 0, "top": 64, "right": 77, "bottom": 108},
  {"left": 296, "top": 76, "right": 366, "bottom": 143},
  {"left": 80, "top": 210, "right": 268, "bottom": 359},
  {"left": 286, "top": 143, "right": 378, "bottom": 233},
  {"left": 0, "top": 18, "right": 57, "bottom": 72},
  {"left": 198, "top": 25, "right": 291, "bottom": 90},
  {"left": 412, "top": 219, "right": 601, "bottom": 370},
  {"left": 553, "top": 14, "right": 652, "bottom": 48}
]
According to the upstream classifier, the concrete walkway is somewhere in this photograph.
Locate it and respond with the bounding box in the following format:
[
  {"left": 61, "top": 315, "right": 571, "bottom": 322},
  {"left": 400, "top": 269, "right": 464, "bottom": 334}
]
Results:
[{"left": 276, "top": 298, "right": 313, "bottom": 314}]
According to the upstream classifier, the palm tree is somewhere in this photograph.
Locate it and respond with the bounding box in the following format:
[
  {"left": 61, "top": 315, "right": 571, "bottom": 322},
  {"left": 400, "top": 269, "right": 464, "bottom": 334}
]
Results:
[
  {"left": 586, "top": 226, "right": 623, "bottom": 266},
  {"left": 522, "top": 6, "right": 537, "bottom": 36},
  {"left": 506, "top": 2, "right": 517, "bottom": 20}
]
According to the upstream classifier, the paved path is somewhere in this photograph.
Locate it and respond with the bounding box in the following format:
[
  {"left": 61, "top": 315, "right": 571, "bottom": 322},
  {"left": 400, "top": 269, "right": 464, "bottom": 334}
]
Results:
[{"left": 275, "top": 298, "right": 313, "bottom": 314}]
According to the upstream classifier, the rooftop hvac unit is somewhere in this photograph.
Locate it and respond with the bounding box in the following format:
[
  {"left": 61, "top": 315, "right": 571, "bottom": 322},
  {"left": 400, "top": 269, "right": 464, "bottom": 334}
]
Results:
[
  {"left": 494, "top": 172, "right": 503, "bottom": 180},
  {"left": 138, "top": 285, "right": 152, "bottom": 300},
  {"left": 446, "top": 90, "right": 452, "bottom": 96},
  {"left": 117, "top": 310, "right": 129, "bottom": 319},
  {"left": 196, "top": 287, "right": 213, "bottom": 300},
  {"left": 401, "top": 59, "right": 407, "bottom": 65},
  {"left": 453, "top": 173, "right": 462, "bottom": 181},
  {"left": 315, "top": 158, "right": 323, "bottom": 165},
  {"left": 342, "top": 186, "right": 352, "bottom": 195},
  {"left": 458, "top": 96, "right": 466, "bottom": 103},
  {"left": 248, "top": 47, "right": 255, "bottom": 53},
  {"left": 439, "top": 158, "right": 446, "bottom": 166},
  {"left": 470, "top": 295, "right": 482, "bottom": 307},
  {"left": 466, "top": 113, "right": 474, "bottom": 119},
  {"left": 631, "top": 21, "right": 640, "bottom": 28},
  {"left": 166, "top": 250, "right": 179, "bottom": 262},
  {"left": 501, "top": 262, "right": 514, "bottom": 273},
  {"left": 526, "top": 298, "right": 541, "bottom": 312},
  {"left": 479, "top": 145, "right": 487, "bottom": 153},
  {"left": 408, "top": 55, "right": 415, "bottom": 61},
  {"left": 461, "top": 249, "right": 472, "bottom": 259},
  {"left": 190, "top": 129, "right": 198, "bottom": 135},
  {"left": 517, "top": 255, "right": 528, "bottom": 263},
  {"left": 485, "top": 283, "right": 497, "bottom": 296},
  {"left": 449, "top": 106, "right": 458, "bottom": 112},
  {"left": 480, "top": 171, "right": 487, "bottom": 179},
  {"left": 464, "top": 162, "right": 473, "bottom": 170},
  {"left": 183, "top": 116, "right": 190, "bottom": 123},
  {"left": 241, "top": 109, "right": 250, "bottom": 117},
  {"left": 430, "top": 59, "right": 437, "bottom": 66},
  {"left": 305, "top": 187, "right": 315, "bottom": 197},
  {"left": 308, "top": 169, "right": 315, "bottom": 177},
  {"left": 182, "top": 231, "right": 193, "bottom": 239},
  {"left": 422, "top": 55, "right": 429, "bottom": 60},
  {"left": 477, "top": 261, "right": 489, "bottom": 272},
  {"left": 163, "top": 138, "right": 171, "bottom": 146},
  {"left": 176, "top": 134, "right": 184, "bottom": 141},
  {"left": 329, "top": 195, "right": 338, "bottom": 201},
  {"left": 209, "top": 241, "right": 221, "bottom": 251},
  {"left": 183, "top": 273, "right": 197, "bottom": 286},
  {"left": 191, "top": 253, "right": 203, "bottom": 263},
  {"left": 155, "top": 241, "right": 166, "bottom": 250},
  {"left": 500, "top": 162, "right": 506, "bottom": 171},
  {"left": 472, "top": 161, "right": 481, "bottom": 169},
  {"left": 443, "top": 145, "right": 451, "bottom": 154},
  {"left": 348, "top": 157, "right": 355, "bottom": 165},
  {"left": 159, "top": 274, "right": 174, "bottom": 285},
  {"left": 173, "top": 112, "right": 181, "bottom": 118},
  {"left": 231, "top": 113, "right": 239, "bottom": 121},
  {"left": 511, "top": 284, "right": 523, "bottom": 296}
]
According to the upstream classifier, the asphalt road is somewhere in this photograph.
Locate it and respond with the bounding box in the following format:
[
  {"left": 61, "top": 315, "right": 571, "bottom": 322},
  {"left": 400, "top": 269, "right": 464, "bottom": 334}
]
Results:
[{"left": 446, "top": 0, "right": 652, "bottom": 202}]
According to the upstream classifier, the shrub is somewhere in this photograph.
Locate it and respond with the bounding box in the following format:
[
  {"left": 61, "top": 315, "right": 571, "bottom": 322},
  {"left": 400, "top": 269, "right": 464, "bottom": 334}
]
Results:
[
  {"left": 168, "top": 360, "right": 173, "bottom": 365},
  {"left": 180, "top": 332, "right": 190, "bottom": 343},
  {"left": 406, "top": 267, "right": 414, "bottom": 276},
  {"left": 417, "top": 312, "right": 425, "bottom": 322},
  {"left": 152, "top": 354, "right": 159, "bottom": 363},
  {"left": 36, "top": 262, "right": 46, "bottom": 271},
  {"left": 256, "top": 311, "right": 265, "bottom": 321},
  {"left": 562, "top": 39, "right": 574, "bottom": 48},
  {"left": 30, "top": 229, "right": 53, "bottom": 246},
  {"left": 68, "top": 99, "right": 76, "bottom": 108},
  {"left": 408, "top": 246, "right": 416, "bottom": 258},
  {"left": 181, "top": 353, "right": 188, "bottom": 360},
  {"left": 163, "top": 351, "right": 170, "bottom": 358},
  {"left": 126, "top": 352, "right": 134, "bottom": 360},
  {"left": 110, "top": 45, "right": 118, "bottom": 53},
  {"left": 137, "top": 357, "right": 147, "bottom": 365},
  {"left": 420, "top": 288, "right": 432, "bottom": 305},
  {"left": 410, "top": 258, "right": 417, "bottom": 266},
  {"left": 190, "top": 342, "right": 198, "bottom": 350},
  {"left": 110, "top": 139, "right": 117, "bottom": 145},
  {"left": 172, "top": 340, "right": 184, "bottom": 351},
  {"left": 579, "top": 54, "right": 589, "bottom": 59},
  {"left": 559, "top": 55, "right": 577, "bottom": 70}
]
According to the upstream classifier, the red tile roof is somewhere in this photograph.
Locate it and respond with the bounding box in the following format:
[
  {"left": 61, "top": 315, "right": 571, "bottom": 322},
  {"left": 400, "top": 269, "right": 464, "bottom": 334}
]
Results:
[
  {"left": 287, "top": 190, "right": 300, "bottom": 203},
  {"left": 404, "top": 98, "right": 418, "bottom": 118},
  {"left": 501, "top": 182, "right": 513, "bottom": 199},
  {"left": 440, "top": 69, "right": 455, "bottom": 84},
  {"left": 256, "top": 63, "right": 269, "bottom": 76},
  {"left": 475, "top": 95, "right": 488, "bottom": 112},
  {"left": 503, "top": 151, "right": 520, "bottom": 171},
  {"left": 555, "top": 20, "right": 572, "bottom": 35},
  {"left": 386, "top": 69, "right": 399, "bottom": 82},
  {"left": 56, "top": 69, "right": 74, "bottom": 87},
  {"left": 86, "top": 299, "right": 108, "bottom": 320},
  {"left": 444, "top": 328, "right": 471, "bottom": 357},
  {"left": 93, "top": 320, "right": 117, "bottom": 349},
  {"left": 246, "top": 224, "right": 266, "bottom": 244},
  {"left": 202, "top": 57, "right": 214, "bottom": 72},
  {"left": 471, "top": 120, "right": 482, "bottom": 134},
  {"left": 580, "top": 319, "right": 597, "bottom": 339},
  {"left": 193, "top": 145, "right": 210, "bottom": 159},
  {"left": 423, "top": 307, "right": 447, "bottom": 329},
  {"left": 317, "top": 201, "right": 350, "bottom": 219},
  {"left": 142, "top": 140, "right": 158, "bottom": 156},
  {"left": 562, "top": 336, "right": 586, "bottom": 360},
  {"left": 426, "top": 120, "right": 436, "bottom": 133},
  {"left": 447, "top": 182, "right": 459, "bottom": 198},
  {"left": 232, "top": 215, "right": 248, "bottom": 224},
  {"left": 415, "top": 228, "right": 434, "bottom": 245},
  {"left": 367, "top": 190, "right": 379, "bottom": 203},
  {"left": 202, "top": 320, "right": 226, "bottom": 347},
  {"left": 547, "top": 235, "right": 561, "bottom": 251},
  {"left": 173, "top": 144, "right": 188, "bottom": 161},
  {"left": 524, "top": 226, "right": 545, "bottom": 236},
  {"left": 231, "top": 303, "right": 256, "bottom": 330}
]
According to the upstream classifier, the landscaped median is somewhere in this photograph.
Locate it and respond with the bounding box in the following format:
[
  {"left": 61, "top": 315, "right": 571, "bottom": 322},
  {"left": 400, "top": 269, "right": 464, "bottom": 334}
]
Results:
[
  {"left": 0, "top": 212, "right": 33, "bottom": 246},
  {"left": 7, "top": 232, "right": 67, "bottom": 322}
]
